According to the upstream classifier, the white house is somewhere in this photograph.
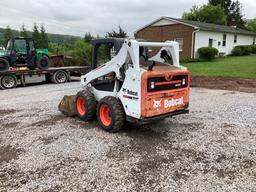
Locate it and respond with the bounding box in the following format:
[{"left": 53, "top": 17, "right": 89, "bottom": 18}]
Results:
[{"left": 134, "top": 17, "right": 256, "bottom": 59}]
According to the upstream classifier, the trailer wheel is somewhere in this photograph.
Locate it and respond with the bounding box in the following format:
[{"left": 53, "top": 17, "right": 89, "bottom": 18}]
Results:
[
  {"left": 37, "top": 56, "right": 49, "bottom": 70},
  {"left": 51, "top": 70, "right": 69, "bottom": 84},
  {"left": 75, "top": 89, "right": 96, "bottom": 121},
  {"left": 0, "top": 58, "right": 9, "bottom": 72},
  {"left": 0, "top": 74, "right": 17, "bottom": 89},
  {"left": 97, "top": 97, "right": 125, "bottom": 133}
]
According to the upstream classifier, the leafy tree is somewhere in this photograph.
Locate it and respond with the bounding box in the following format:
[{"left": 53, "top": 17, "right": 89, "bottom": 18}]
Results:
[
  {"left": 84, "top": 32, "right": 93, "bottom": 43},
  {"left": 246, "top": 18, "right": 256, "bottom": 32},
  {"left": 106, "top": 26, "right": 127, "bottom": 38},
  {"left": 72, "top": 40, "right": 92, "bottom": 65},
  {"left": 40, "top": 24, "right": 49, "bottom": 48},
  {"left": 32, "top": 23, "right": 41, "bottom": 48},
  {"left": 20, "top": 24, "right": 28, "bottom": 38},
  {"left": 182, "top": 4, "right": 227, "bottom": 25},
  {"left": 209, "top": 0, "right": 246, "bottom": 27},
  {"left": 3, "top": 25, "right": 13, "bottom": 46}
]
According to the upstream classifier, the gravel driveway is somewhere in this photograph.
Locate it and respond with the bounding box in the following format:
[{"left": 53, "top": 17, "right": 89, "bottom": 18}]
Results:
[{"left": 0, "top": 82, "right": 255, "bottom": 192}]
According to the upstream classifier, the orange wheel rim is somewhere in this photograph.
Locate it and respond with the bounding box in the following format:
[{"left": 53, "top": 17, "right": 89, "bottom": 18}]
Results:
[
  {"left": 77, "top": 96, "right": 86, "bottom": 116},
  {"left": 99, "top": 104, "right": 112, "bottom": 126}
]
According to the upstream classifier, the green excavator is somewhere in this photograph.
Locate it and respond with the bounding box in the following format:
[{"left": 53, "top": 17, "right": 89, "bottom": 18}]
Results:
[{"left": 0, "top": 37, "right": 49, "bottom": 72}]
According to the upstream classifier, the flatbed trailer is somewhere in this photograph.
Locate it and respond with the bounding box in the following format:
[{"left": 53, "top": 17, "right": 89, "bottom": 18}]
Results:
[{"left": 0, "top": 66, "right": 91, "bottom": 89}]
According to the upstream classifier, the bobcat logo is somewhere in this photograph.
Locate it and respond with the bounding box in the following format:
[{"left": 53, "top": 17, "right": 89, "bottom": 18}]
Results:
[{"left": 153, "top": 100, "right": 162, "bottom": 109}]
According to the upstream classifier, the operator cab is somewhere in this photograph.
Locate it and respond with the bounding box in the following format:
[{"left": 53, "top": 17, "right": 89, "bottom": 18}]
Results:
[
  {"left": 5, "top": 37, "right": 36, "bottom": 65},
  {"left": 91, "top": 38, "right": 150, "bottom": 69},
  {"left": 91, "top": 38, "right": 125, "bottom": 69}
]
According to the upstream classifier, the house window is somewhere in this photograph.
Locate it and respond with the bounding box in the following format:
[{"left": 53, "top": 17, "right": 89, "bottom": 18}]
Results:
[
  {"left": 234, "top": 35, "right": 237, "bottom": 43},
  {"left": 222, "top": 34, "right": 227, "bottom": 46},
  {"left": 174, "top": 38, "right": 183, "bottom": 51},
  {"left": 208, "top": 39, "right": 213, "bottom": 47}
]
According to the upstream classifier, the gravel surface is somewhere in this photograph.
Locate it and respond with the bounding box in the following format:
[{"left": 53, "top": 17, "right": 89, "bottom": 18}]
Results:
[{"left": 0, "top": 82, "right": 256, "bottom": 192}]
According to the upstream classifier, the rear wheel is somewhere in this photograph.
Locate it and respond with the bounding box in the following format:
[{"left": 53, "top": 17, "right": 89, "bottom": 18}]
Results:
[
  {"left": 0, "top": 74, "right": 17, "bottom": 89},
  {"left": 75, "top": 89, "right": 96, "bottom": 121},
  {"left": 37, "top": 56, "right": 49, "bottom": 70},
  {"left": 0, "top": 58, "right": 9, "bottom": 72},
  {"left": 51, "top": 70, "right": 69, "bottom": 84},
  {"left": 97, "top": 97, "right": 125, "bottom": 133}
]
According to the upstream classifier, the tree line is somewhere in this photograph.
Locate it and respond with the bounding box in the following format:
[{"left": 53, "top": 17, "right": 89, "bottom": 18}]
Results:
[
  {"left": 182, "top": 0, "right": 256, "bottom": 30},
  {"left": 2, "top": 23, "right": 49, "bottom": 48}
]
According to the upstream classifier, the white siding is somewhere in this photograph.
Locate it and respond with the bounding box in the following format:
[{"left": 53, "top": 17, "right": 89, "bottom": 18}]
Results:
[{"left": 194, "top": 30, "right": 255, "bottom": 58}]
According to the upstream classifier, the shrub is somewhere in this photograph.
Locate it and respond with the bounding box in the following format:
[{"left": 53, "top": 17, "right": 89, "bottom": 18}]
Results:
[
  {"left": 250, "top": 45, "right": 256, "bottom": 54},
  {"left": 231, "top": 46, "right": 243, "bottom": 56},
  {"left": 241, "top": 45, "right": 252, "bottom": 55},
  {"left": 232, "top": 45, "right": 252, "bottom": 56},
  {"left": 197, "top": 47, "right": 219, "bottom": 60}
]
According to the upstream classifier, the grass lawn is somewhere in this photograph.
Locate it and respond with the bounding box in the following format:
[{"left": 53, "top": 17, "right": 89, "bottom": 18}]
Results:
[{"left": 182, "top": 55, "right": 256, "bottom": 79}]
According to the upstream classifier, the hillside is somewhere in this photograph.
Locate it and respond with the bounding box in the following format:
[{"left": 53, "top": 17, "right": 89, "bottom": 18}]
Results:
[{"left": 0, "top": 27, "right": 81, "bottom": 46}]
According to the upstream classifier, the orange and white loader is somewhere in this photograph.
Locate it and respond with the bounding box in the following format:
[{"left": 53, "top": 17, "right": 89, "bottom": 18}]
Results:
[{"left": 59, "top": 38, "right": 190, "bottom": 132}]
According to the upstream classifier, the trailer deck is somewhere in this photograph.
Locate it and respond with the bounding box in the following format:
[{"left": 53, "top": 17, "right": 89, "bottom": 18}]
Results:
[{"left": 0, "top": 66, "right": 91, "bottom": 89}]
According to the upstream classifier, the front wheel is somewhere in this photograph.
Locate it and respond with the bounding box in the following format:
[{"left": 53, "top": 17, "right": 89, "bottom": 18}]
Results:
[
  {"left": 97, "top": 97, "right": 125, "bottom": 133},
  {"left": 0, "top": 74, "right": 17, "bottom": 89},
  {"left": 75, "top": 89, "right": 96, "bottom": 121}
]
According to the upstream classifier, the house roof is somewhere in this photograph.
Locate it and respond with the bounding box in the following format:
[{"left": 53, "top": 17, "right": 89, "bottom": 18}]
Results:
[{"left": 135, "top": 16, "right": 256, "bottom": 36}]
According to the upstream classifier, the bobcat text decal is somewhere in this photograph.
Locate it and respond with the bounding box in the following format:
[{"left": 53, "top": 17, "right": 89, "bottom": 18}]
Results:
[{"left": 153, "top": 97, "right": 184, "bottom": 109}]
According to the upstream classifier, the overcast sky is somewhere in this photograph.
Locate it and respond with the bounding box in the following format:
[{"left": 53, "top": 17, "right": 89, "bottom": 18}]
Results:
[{"left": 0, "top": 0, "right": 255, "bottom": 37}]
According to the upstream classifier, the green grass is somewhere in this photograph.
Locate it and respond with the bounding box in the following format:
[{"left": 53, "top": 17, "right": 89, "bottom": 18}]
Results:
[{"left": 182, "top": 55, "right": 256, "bottom": 79}]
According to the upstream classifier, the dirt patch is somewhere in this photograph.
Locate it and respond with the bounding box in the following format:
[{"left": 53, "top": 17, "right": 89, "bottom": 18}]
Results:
[
  {"left": 108, "top": 124, "right": 208, "bottom": 189},
  {"left": 0, "top": 109, "right": 20, "bottom": 117},
  {"left": 0, "top": 157, "right": 82, "bottom": 190},
  {"left": 39, "top": 136, "right": 59, "bottom": 145},
  {"left": 1, "top": 122, "right": 20, "bottom": 129},
  {"left": 0, "top": 145, "right": 20, "bottom": 164},
  {"left": 191, "top": 76, "right": 256, "bottom": 93},
  {"left": 28, "top": 114, "right": 67, "bottom": 127}
]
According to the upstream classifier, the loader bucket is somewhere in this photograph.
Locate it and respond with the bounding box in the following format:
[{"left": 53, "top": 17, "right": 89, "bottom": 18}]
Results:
[{"left": 58, "top": 95, "right": 77, "bottom": 117}]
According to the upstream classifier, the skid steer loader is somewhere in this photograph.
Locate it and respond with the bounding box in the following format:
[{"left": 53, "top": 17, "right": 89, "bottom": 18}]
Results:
[{"left": 59, "top": 38, "right": 190, "bottom": 132}]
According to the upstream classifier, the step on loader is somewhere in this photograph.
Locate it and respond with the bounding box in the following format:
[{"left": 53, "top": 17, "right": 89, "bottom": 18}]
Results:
[{"left": 59, "top": 38, "right": 190, "bottom": 132}]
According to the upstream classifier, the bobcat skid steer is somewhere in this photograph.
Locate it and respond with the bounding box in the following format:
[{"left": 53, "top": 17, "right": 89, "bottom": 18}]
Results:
[{"left": 61, "top": 38, "right": 190, "bottom": 132}]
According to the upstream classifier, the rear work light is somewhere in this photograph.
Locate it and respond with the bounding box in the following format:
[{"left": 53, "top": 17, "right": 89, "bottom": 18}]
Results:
[
  {"left": 182, "top": 77, "right": 186, "bottom": 86},
  {"left": 150, "top": 81, "right": 155, "bottom": 89}
]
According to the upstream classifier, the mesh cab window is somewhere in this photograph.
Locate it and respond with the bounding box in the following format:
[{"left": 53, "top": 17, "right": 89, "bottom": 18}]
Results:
[
  {"left": 14, "top": 39, "right": 27, "bottom": 54},
  {"left": 96, "top": 43, "right": 117, "bottom": 67}
]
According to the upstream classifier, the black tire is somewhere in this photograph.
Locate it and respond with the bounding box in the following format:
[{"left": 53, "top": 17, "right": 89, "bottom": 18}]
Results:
[
  {"left": 37, "top": 56, "right": 49, "bottom": 70},
  {"left": 0, "top": 74, "right": 17, "bottom": 89},
  {"left": 0, "top": 58, "right": 9, "bottom": 72},
  {"left": 97, "top": 97, "right": 125, "bottom": 133},
  {"left": 51, "top": 70, "right": 68, "bottom": 84},
  {"left": 75, "top": 89, "right": 96, "bottom": 121}
]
